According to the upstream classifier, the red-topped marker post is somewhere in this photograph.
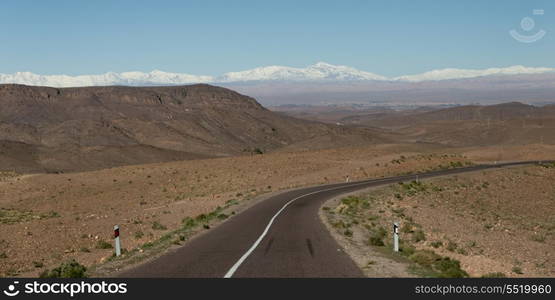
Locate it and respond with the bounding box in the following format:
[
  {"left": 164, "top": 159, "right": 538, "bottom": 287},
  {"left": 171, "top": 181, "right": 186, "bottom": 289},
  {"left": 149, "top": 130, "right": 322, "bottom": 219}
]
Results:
[{"left": 114, "top": 225, "right": 122, "bottom": 256}]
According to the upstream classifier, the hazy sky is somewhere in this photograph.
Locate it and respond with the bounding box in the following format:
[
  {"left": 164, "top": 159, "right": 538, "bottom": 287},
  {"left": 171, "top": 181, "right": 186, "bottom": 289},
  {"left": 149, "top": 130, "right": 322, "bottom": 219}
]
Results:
[{"left": 1, "top": 0, "right": 553, "bottom": 76}]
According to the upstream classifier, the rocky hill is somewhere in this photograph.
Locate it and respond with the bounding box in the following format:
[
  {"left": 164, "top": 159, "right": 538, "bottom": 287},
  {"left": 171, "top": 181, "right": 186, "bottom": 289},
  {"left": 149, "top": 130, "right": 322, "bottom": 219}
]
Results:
[{"left": 0, "top": 84, "right": 385, "bottom": 173}]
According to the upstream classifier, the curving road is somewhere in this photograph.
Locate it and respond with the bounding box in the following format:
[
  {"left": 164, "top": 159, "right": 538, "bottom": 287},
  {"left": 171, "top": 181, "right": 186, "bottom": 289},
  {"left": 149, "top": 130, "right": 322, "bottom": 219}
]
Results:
[{"left": 118, "top": 161, "right": 547, "bottom": 278}]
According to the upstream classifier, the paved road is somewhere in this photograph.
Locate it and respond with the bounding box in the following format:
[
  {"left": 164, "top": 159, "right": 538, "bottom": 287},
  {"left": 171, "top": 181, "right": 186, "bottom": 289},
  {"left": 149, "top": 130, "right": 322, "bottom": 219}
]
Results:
[{"left": 118, "top": 161, "right": 546, "bottom": 278}]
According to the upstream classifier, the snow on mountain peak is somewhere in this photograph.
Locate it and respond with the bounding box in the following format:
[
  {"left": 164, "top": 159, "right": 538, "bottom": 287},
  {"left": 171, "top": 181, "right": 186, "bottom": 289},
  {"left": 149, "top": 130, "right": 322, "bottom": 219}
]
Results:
[
  {"left": 393, "top": 65, "right": 555, "bottom": 82},
  {"left": 218, "top": 62, "right": 387, "bottom": 82},
  {"left": 0, "top": 63, "right": 553, "bottom": 87}
]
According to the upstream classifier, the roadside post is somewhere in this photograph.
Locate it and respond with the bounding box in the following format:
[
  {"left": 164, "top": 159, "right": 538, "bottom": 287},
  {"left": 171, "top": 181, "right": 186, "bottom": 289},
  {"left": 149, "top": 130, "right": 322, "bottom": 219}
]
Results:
[
  {"left": 114, "top": 225, "right": 122, "bottom": 256},
  {"left": 393, "top": 222, "right": 399, "bottom": 252}
]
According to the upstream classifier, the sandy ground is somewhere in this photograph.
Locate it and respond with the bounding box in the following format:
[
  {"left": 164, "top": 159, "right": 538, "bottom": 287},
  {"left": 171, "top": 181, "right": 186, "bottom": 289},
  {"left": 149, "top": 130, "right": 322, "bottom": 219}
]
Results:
[{"left": 1, "top": 143, "right": 554, "bottom": 277}]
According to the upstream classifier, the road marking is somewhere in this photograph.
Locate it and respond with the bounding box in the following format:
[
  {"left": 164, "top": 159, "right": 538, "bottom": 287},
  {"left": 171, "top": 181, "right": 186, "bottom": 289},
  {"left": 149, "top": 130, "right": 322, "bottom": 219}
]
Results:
[
  {"left": 222, "top": 161, "right": 542, "bottom": 278},
  {"left": 223, "top": 177, "right": 396, "bottom": 278}
]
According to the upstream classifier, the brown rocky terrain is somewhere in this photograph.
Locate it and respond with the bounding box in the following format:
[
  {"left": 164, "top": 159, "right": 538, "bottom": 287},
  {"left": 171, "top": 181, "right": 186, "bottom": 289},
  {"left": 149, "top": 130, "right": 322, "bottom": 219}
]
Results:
[
  {"left": 276, "top": 102, "right": 555, "bottom": 147},
  {"left": 0, "top": 84, "right": 386, "bottom": 173}
]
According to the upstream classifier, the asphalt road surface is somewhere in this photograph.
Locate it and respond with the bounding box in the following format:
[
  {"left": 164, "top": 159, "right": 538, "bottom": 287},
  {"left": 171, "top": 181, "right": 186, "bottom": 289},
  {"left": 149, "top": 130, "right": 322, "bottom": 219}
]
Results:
[{"left": 118, "top": 161, "right": 547, "bottom": 278}]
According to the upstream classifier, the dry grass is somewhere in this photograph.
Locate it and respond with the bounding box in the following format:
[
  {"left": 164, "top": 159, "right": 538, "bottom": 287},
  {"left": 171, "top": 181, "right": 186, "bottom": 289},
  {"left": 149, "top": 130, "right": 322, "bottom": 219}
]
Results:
[{"left": 324, "top": 164, "right": 555, "bottom": 277}]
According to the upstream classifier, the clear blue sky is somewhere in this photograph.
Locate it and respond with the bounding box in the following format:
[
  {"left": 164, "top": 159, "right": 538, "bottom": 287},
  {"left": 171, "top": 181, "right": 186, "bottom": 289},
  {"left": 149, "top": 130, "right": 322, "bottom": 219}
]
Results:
[{"left": 1, "top": 0, "right": 553, "bottom": 76}]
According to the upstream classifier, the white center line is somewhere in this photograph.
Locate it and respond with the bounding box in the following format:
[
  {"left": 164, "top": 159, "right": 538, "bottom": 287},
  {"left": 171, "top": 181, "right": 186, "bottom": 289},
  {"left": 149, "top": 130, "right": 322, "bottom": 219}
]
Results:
[{"left": 223, "top": 177, "right": 394, "bottom": 278}]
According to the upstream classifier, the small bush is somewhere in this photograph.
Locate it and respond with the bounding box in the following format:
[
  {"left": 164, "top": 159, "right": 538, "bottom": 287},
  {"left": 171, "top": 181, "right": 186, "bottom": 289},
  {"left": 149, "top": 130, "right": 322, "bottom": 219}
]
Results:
[
  {"left": 434, "top": 257, "right": 468, "bottom": 278},
  {"left": 79, "top": 247, "right": 90, "bottom": 253},
  {"left": 134, "top": 231, "right": 144, "bottom": 239},
  {"left": 344, "top": 229, "right": 353, "bottom": 237},
  {"left": 412, "top": 230, "right": 426, "bottom": 242},
  {"left": 399, "top": 244, "right": 415, "bottom": 256},
  {"left": 182, "top": 217, "right": 196, "bottom": 228},
  {"left": 410, "top": 250, "right": 468, "bottom": 278},
  {"left": 481, "top": 272, "right": 507, "bottom": 278},
  {"left": 530, "top": 234, "right": 546, "bottom": 243},
  {"left": 96, "top": 240, "right": 112, "bottom": 249},
  {"left": 39, "top": 259, "right": 87, "bottom": 278},
  {"left": 512, "top": 266, "right": 523, "bottom": 274},
  {"left": 33, "top": 261, "right": 44, "bottom": 268},
  {"left": 409, "top": 250, "right": 441, "bottom": 266},
  {"left": 152, "top": 221, "right": 167, "bottom": 230},
  {"left": 196, "top": 214, "right": 208, "bottom": 222},
  {"left": 368, "top": 226, "right": 387, "bottom": 246},
  {"left": 446, "top": 240, "right": 458, "bottom": 252},
  {"left": 368, "top": 235, "right": 384, "bottom": 246},
  {"left": 430, "top": 241, "right": 443, "bottom": 248},
  {"left": 142, "top": 242, "right": 154, "bottom": 249}
]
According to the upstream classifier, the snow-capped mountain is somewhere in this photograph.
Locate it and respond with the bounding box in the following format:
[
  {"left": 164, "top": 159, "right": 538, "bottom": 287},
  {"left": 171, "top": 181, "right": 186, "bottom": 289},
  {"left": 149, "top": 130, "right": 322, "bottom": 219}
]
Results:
[
  {"left": 0, "top": 62, "right": 554, "bottom": 87},
  {"left": 393, "top": 65, "right": 555, "bottom": 82},
  {"left": 0, "top": 70, "right": 212, "bottom": 88},
  {"left": 217, "top": 62, "right": 387, "bottom": 82}
]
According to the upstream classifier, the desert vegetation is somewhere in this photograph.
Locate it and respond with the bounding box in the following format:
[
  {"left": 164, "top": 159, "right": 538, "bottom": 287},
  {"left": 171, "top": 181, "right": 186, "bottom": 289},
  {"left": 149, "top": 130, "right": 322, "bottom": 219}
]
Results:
[{"left": 323, "top": 164, "right": 554, "bottom": 277}]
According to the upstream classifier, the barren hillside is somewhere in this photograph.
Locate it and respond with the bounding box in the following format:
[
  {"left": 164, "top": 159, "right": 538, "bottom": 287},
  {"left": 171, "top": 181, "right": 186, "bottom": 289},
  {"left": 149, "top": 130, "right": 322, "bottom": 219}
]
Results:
[{"left": 0, "top": 84, "right": 386, "bottom": 173}]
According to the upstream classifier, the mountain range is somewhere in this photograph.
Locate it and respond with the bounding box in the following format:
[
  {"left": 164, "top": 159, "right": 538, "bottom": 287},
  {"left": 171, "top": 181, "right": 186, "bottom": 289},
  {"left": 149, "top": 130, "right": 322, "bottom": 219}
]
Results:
[{"left": 1, "top": 62, "right": 553, "bottom": 87}]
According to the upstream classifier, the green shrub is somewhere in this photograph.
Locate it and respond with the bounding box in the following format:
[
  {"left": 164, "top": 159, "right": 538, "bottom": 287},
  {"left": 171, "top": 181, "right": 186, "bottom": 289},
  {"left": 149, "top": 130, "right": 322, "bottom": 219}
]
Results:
[
  {"left": 142, "top": 242, "right": 154, "bottom": 249},
  {"left": 481, "top": 272, "right": 507, "bottom": 278},
  {"left": 368, "top": 226, "right": 387, "bottom": 246},
  {"left": 399, "top": 244, "right": 415, "bottom": 256},
  {"left": 434, "top": 257, "right": 468, "bottom": 278},
  {"left": 134, "top": 231, "right": 144, "bottom": 239},
  {"left": 512, "top": 266, "right": 523, "bottom": 274},
  {"left": 152, "top": 221, "right": 167, "bottom": 230},
  {"left": 33, "top": 261, "right": 44, "bottom": 268},
  {"left": 182, "top": 217, "right": 196, "bottom": 228},
  {"left": 409, "top": 250, "right": 468, "bottom": 278},
  {"left": 195, "top": 214, "right": 208, "bottom": 222},
  {"left": 95, "top": 240, "right": 112, "bottom": 249},
  {"left": 368, "top": 235, "right": 384, "bottom": 246},
  {"left": 39, "top": 259, "right": 87, "bottom": 278},
  {"left": 530, "top": 233, "right": 545, "bottom": 243},
  {"left": 430, "top": 241, "right": 443, "bottom": 248},
  {"left": 409, "top": 250, "right": 441, "bottom": 266},
  {"left": 446, "top": 240, "right": 458, "bottom": 252},
  {"left": 412, "top": 230, "right": 426, "bottom": 242}
]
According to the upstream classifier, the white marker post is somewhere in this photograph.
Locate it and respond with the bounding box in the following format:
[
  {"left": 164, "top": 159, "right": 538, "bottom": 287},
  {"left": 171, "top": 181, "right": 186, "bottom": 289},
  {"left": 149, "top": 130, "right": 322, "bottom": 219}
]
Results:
[
  {"left": 393, "top": 222, "right": 399, "bottom": 252},
  {"left": 114, "top": 225, "right": 121, "bottom": 256}
]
